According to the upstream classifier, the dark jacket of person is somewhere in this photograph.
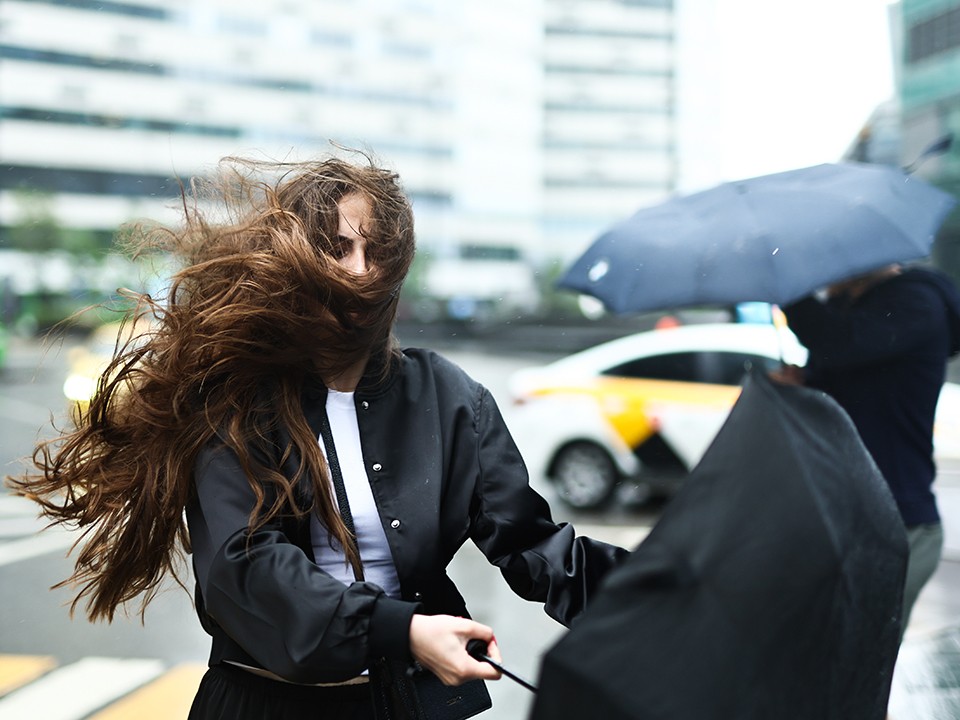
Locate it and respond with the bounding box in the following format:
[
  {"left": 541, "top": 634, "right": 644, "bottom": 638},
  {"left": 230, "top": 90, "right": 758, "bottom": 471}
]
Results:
[
  {"left": 783, "top": 266, "right": 960, "bottom": 527},
  {"left": 186, "top": 348, "right": 628, "bottom": 684}
]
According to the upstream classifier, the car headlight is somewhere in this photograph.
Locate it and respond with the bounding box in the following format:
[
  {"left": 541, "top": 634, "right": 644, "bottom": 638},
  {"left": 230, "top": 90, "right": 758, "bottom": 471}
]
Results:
[{"left": 63, "top": 374, "right": 98, "bottom": 403}]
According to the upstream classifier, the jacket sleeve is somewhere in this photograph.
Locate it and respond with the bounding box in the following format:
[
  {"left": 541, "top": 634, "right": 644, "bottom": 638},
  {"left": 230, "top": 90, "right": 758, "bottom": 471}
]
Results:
[
  {"left": 783, "top": 285, "right": 945, "bottom": 371},
  {"left": 187, "top": 439, "right": 419, "bottom": 684},
  {"left": 466, "top": 387, "right": 629, "bottom": 627}
]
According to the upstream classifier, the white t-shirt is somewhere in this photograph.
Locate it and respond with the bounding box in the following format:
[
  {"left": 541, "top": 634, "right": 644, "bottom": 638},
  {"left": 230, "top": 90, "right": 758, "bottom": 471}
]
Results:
[{"left": 309, "top": 389, "right": 402, "bottom": 599}]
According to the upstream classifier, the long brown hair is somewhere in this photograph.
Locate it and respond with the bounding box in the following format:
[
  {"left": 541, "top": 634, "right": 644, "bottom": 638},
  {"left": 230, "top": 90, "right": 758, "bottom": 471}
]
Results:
[{"left": 6, "top": 154, "right": 416, "bottom": 621}]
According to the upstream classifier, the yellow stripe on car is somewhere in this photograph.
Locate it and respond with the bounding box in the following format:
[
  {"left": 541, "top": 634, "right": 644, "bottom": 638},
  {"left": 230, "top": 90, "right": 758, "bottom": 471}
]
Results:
[{"left": 532, "top": 377, "right": 742, "bottom": 450}]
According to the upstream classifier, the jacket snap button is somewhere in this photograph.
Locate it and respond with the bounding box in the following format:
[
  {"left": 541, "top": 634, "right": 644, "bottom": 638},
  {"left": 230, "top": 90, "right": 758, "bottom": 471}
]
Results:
[
  {"left": 361, "top": 401, "right": 369, "bottom": 410},
  {"left": 391, "top": 519, "right": 401, "bottom": 529},
  {"left": 373, "top": 463, "right": 383, "bottom": 472},
  {"left": 414, "top": 591, "right": 423, "bottom": 600}
]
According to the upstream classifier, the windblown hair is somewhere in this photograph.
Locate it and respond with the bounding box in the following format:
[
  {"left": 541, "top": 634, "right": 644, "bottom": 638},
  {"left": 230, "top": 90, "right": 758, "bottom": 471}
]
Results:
[{"left": 6, "top": 154, "right": 416, "bottom": 621}]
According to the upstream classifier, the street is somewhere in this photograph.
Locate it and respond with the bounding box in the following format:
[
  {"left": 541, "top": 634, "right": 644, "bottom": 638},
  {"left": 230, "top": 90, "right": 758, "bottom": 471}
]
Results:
[{"left": 2, "top": 332, "right": 959, "bottom": 719}]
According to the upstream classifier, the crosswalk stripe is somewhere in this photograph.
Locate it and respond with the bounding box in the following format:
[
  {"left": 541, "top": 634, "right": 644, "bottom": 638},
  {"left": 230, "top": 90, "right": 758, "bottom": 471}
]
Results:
[
  {"left": 0, "top": 495, "right": 79, "bottom": 566},
  {"left": 88, "top": 663, "right": 207, "bottom": 720},
  {"left": 0, "top": 517, "right": 46, "bottom": 539},
  {"left": 0, "top": 654, "right": 57, "bottom": 697},
  {"left": 0, "top": 656, "right": 165, "bottom": 720},
  {"left": 0, "top": 527, "right": 75, "bottom": 567},
  {"left": 0, "top": 495, "right": 40, "bottom": 517}
]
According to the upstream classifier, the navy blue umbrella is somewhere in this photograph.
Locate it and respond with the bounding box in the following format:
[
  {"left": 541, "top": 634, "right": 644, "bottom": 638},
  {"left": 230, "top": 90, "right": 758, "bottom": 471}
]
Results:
[{"left": 559, "top": 162, "right": 957, "bottom": 314}]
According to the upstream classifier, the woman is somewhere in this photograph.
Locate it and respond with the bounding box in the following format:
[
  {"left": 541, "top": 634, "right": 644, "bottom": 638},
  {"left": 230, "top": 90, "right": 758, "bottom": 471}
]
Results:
[{"left": 8, "top": 154, "right": 627, "bottom": 719}]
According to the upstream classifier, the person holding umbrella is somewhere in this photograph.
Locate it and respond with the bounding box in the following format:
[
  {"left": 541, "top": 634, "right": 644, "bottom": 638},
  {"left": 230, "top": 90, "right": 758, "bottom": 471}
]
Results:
[
  {"left": 775, "top": 262, "right": 960, "bottom": 643},
  {"left": 7, "top": 154, "right": 628, "bottom": 719}
]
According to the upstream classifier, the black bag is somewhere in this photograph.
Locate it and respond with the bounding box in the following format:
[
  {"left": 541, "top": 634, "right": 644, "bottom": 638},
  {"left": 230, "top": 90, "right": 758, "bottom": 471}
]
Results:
[
  {"left": 370, "top": 658, "right": 491, "bottom": 720},
  {"left": 410, "top": 667, "right": 491, "bottom": 720}
]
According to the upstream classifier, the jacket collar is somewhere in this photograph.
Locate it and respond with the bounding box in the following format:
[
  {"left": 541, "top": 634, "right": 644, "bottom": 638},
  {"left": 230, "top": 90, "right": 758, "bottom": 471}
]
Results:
[{"left": 302, "top": 348, "right": 402, "bottom": 402}]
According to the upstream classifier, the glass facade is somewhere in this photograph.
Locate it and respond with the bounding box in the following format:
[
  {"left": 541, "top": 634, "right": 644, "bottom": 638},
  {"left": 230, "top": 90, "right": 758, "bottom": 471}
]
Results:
[
  {"left": 541, "top": 0, "right": 675, "bottom": 260},
  {"left": 0, "top": 0, "right": 677, "bottom": 271},
  {"left": 902, "top": 0, "right": 960, "bottom": 278},
  {"left": 0, "top": 0, "right": 480, "bottom": 251}
]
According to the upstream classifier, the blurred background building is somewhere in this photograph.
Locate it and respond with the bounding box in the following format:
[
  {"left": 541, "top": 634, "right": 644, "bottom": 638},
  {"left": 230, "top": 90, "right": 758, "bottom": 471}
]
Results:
[
  {"left": 3, "top": 0, "right": 960, "bottom": 332},
  {"left": 541, "top": 0, "right": 675, "bottom": 261},
  {"left": 900, "top": 0, "right": 960, "bottom": 278},
  {"left": 847, "top": 0, "right": 960, "bottom": 280},
  {"left": 844, "top": 98, "right": 902, "bottom": 167},
  {"left": 0, "top": 0, "right": 676, "bottom": 329}
]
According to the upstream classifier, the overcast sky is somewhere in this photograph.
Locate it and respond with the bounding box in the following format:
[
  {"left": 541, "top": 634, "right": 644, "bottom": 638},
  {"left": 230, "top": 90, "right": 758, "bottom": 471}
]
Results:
[{"left": 677, "top": 0, "right": 897, "bottom": 191}]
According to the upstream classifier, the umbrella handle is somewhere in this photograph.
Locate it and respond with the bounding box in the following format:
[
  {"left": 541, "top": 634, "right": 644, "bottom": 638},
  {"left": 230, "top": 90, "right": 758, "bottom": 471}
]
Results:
[{"left": 466, "top": 639, "right": 539, "bottom": 693}]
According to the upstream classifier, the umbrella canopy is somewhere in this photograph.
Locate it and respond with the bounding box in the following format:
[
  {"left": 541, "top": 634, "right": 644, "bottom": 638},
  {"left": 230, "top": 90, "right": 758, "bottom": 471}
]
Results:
[
  {"left": 559, "top": 162, "right": 957, "bottom": 314},
  {"left": 529, "top": 371, "right": 908, "bottom": 720}
]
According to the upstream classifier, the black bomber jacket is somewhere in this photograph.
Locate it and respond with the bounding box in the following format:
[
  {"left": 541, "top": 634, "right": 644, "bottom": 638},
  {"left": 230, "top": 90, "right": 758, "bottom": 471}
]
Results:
[{"left": 186, "top": 348, "right": 628, "bottom": 684}]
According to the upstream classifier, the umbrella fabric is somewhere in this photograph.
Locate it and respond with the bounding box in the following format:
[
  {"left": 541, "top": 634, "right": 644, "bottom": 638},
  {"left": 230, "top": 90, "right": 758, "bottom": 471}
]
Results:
[
  {"left": 529, "top": 371, "right": 908, "bottom": 720},
  {"left": 559, "top": 162, "right": 957, "bottom": 314}
]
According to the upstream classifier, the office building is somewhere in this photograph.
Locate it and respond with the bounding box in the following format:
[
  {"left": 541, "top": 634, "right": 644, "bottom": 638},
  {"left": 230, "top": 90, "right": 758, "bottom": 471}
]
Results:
[
  {"left": 541, "top": 0, "right": 675, "bottom": 260},
  {"left": 0, "top": 0, "right": 548, "bottom": 260},
  {"left": 900, "top": 0, "right": 960, "bottom": 276},
  {"left": 1, "top": 0, "right": 677, "bottom": 265}
]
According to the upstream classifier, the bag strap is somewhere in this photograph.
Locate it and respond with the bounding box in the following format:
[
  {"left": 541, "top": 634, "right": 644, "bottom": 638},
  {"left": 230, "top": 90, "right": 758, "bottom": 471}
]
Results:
[{"left": 317, "top": 402, "right": 364, "bottom": 582}]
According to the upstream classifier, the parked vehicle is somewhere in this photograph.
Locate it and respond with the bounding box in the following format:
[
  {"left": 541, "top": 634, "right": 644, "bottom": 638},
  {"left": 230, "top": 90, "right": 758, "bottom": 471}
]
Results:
[
  {"left": 509, "top": 323, "right": 804, "bottom": 508},
  {"left": 62, "top": 317, "right": 155, "bottom": 422},
  {"left": 509, "top": 322, "right": 960, "bottom": 510},
  {"left": 413, "top": 244, "right": 539, "bottom": 323}
]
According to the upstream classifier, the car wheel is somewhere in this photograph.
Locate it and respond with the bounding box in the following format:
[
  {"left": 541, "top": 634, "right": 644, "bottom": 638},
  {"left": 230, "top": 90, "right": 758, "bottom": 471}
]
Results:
[{"left": 551, "top": 441, "right": 618, "bottom": 509}]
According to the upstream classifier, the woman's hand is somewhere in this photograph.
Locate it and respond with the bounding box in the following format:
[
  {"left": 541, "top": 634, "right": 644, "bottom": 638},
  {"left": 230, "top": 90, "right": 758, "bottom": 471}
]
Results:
[{"left": 409, "top": 614, "right": 503, "bottom": 686}]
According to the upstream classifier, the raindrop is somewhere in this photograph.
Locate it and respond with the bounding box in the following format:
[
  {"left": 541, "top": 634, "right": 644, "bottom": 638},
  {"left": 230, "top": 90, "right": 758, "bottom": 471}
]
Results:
[
  {"left": 588, "top": 258, "right": 610, "bottom": 282},
  {"left": 772, "top": 247, "right": 779, "bottom": 256}
]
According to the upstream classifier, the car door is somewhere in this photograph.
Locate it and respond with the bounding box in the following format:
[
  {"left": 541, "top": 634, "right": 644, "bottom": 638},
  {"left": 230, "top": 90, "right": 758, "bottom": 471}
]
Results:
[
  {"left": 599, "top": 351, "right": 767, "bottom": 469},
  {"left": 647, "top": 350, "right": 780, "bottom": 467}
]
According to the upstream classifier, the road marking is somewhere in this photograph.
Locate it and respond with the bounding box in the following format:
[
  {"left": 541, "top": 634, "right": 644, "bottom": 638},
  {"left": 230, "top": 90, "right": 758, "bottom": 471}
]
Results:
[
  {"left": 89, "top": 663, "right": 207, "bottom": 720},
  {"left": 0, "top": 495, "right": 79, "bottom": 566},
  {"left": 0, "top": 655, "right": 57, "bottom": 697},
  {"left": 0, "top": 527, "right": 76, "bottom": 567},
  {"left": 0, "top": 495, "right": 52, "bottom": 539},
  {"left": 0, "top": 657, "right": 165, "bottom": 720},
  {"left": 0, "top": 517, "right": 46, "bottom": 539}
]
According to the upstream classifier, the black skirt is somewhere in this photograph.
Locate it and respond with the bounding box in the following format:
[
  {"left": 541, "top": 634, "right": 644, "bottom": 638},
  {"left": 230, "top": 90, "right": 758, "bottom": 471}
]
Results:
[{"left": 188, "top": 664, "right": 376, "bottom": 720}]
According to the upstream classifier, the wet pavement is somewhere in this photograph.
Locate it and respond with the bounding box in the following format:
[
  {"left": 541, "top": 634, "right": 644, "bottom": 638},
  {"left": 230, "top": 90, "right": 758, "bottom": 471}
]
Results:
[
  {"left": 887, "top": 557, "right": 960, "bottom": 718},
  {"left": 885, "top": 453, "right": 960, "bottom": 719}
]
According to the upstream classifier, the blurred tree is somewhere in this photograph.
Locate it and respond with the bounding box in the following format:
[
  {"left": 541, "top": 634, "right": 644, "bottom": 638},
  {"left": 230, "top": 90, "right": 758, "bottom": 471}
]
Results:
[
  {"left": 6, "top": 189, "right": 61, "bottom": 252},
  {"left": 534, "top": 258, "right": 585, "bottom": 319},
  {"left": 6, "top": 189, "right": 113, "bottom": 256},
  {"left": 397, "top": 250, "right": 435, "bottom": 321},
  {"left": 3, "top": 190, "right": 133, "bottom": 333},
  {"left": 61, "top": 228, "right": 105, "bottom": 256},
  {"left": 400, "top": 250, "right": 429, "bottom": 300}
]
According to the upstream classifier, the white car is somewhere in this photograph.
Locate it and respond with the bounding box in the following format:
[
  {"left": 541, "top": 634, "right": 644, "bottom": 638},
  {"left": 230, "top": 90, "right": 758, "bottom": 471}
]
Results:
[{"left": 509, "top": 322, "right": 960, "bottom": 510}]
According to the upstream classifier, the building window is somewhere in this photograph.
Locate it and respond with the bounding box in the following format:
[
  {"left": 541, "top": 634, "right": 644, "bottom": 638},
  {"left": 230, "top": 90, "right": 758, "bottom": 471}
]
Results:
[
  {"left": 908, "top": 6, "right": 960, "bottom": 63},
  {"left": 36, "top": 0, "right": 167, "bottom": 20}
]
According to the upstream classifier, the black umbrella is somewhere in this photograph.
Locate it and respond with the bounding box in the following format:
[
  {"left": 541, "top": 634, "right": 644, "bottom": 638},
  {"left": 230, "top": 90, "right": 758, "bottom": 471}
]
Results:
[
  {"left": 558, "top": 162, "right": 956, "bottom": 314},
  {"left": 529, "top": 371, "right": 908, "bottom": 720}
]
